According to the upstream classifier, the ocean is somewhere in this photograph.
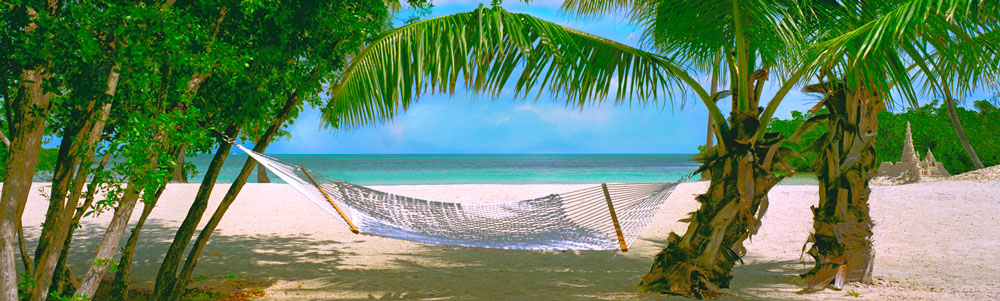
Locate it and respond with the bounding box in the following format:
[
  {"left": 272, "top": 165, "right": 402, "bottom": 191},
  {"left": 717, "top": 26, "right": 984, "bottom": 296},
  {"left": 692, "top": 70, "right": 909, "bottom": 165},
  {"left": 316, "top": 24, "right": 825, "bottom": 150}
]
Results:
[{"left": 185, "top": 153, "right": 702, "bottom": 185}]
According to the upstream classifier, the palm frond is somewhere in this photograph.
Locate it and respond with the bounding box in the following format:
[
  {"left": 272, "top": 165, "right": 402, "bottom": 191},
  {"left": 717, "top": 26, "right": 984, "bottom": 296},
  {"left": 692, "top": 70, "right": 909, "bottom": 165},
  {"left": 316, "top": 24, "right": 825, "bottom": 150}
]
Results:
[
  {"left": 806, "top": 0, "right": 994, "bottom": 108},
  {"left": 324, "top": 5, "right": 688, "bottom": 130}
]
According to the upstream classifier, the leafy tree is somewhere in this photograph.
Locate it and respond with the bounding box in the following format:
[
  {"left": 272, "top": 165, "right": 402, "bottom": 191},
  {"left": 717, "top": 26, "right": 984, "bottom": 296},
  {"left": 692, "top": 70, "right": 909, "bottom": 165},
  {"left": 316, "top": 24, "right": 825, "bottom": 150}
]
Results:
[
  {"left": 876, "top": 100, "right": 1000, "bottom": 174},
  {"left": 767, "top": 109, "right": 827, "bottom": 172}
]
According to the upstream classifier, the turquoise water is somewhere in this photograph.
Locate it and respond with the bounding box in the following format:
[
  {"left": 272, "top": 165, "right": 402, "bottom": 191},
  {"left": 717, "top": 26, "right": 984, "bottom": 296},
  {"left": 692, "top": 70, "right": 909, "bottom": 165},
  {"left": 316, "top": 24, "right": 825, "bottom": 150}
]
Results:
[{"left": 186, "top": 153, "right": 701, "bottom": 185}]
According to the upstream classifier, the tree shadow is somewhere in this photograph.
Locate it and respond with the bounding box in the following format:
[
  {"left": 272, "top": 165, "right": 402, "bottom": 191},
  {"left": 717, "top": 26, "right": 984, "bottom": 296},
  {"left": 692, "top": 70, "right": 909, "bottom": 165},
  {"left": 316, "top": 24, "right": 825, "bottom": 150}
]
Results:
[
  {"left": 20, "top": 221, "right": 822, "bottom": 299},
  {"left": 20, "top": 219, "right": 354, "bottom": 287}
]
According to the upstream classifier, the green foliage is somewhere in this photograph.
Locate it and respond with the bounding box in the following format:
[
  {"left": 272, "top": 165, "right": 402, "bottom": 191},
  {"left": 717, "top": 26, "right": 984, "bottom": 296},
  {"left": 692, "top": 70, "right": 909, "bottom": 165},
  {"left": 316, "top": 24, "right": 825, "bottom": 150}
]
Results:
[
  {"left": 876, "top": 100, "right": 1000, "bottom": 174},
  {"left": 49, "top": 290, "right": 89, "bottom": 301},
  {"left": 772, "top": 100, "right": 1000, "bottom": 174},
  {"left": 17, "top": 272, "right": 35, "bottom": 296},
  {"left": 92, "top": 257, "right": 120, "bottom": 274},
  {"left": 0, "top": 147, "right": 58, "bottom": 181},
  {"left": 326, "top": 5, "right": 684, "bottom": 130},
  {"left": 767, "top": 109, "right": 828, "bottom": 171}
]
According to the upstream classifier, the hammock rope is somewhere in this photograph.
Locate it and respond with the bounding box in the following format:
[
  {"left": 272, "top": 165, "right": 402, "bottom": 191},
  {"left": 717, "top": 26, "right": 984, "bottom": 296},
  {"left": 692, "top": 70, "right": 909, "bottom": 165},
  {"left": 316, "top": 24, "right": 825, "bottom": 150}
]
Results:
[{"left": 238, "top": 144, "right": 680, "bottom": 251}]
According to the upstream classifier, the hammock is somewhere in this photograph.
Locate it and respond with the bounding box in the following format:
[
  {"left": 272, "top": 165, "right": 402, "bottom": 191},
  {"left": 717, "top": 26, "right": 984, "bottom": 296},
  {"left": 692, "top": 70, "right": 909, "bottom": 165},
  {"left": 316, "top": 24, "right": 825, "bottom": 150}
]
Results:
[{"left": 238, "top": 145, "right": 680, "bottom": 251}]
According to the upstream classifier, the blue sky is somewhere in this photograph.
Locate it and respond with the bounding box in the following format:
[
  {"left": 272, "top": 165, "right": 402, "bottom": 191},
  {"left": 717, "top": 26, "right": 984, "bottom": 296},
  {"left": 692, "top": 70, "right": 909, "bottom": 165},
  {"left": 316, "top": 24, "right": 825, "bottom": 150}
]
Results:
[
  {"left": 269, "top": 1, "right": 814, "bottom": 154},
  {"left": 42, "top": 1, "right": 992, "bottom": 154},
  {"left": 262, "top": 1, "right": 994, "bottom": 154}
]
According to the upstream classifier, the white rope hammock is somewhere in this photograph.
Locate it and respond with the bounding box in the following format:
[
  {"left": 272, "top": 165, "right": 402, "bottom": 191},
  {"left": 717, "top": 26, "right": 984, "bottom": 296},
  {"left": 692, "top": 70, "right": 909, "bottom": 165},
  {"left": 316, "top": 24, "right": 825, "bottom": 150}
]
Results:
[{"left": 238, "top": 145, "right": 680, "bottom": 251}]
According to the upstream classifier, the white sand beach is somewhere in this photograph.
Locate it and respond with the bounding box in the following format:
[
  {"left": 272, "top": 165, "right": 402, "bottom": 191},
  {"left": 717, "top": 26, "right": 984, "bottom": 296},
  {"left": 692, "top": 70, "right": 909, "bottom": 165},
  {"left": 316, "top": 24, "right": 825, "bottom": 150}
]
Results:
[{"left": 13, "top": 180, "right": 1000, "bottom": 300}]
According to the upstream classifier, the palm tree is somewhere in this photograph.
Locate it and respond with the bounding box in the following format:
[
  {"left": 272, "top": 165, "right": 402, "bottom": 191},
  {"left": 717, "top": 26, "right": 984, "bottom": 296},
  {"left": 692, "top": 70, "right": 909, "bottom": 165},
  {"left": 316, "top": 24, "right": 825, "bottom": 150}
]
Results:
[
  {"left": 327, "top": 3, "right": 809, "bottom": 297},
  {"left": 326, "top": 0, "right": 998, "bottom": 298},
  {"left": 562, "top": 2, "right": 815, "bottom": 297},
  {"left": 798, "top": 0, "right": 999, "bottom": 292}
]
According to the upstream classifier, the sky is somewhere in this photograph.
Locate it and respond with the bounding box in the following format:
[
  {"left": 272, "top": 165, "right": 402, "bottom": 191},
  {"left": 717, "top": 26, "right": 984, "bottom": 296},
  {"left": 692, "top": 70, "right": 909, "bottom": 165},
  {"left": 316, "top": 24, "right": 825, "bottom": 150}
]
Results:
[
  {"left": 268, "top": 1, "right": 819, "bottom": 154},
  {"left": 41, "top": 1, "right": 992, "bottom": 155}
]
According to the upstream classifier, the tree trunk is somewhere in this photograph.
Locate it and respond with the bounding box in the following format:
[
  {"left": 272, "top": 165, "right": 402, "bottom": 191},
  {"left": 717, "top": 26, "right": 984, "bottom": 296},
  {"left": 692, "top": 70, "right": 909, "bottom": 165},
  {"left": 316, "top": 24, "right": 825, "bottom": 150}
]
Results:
[
  {"left": 171, "top": 145, "right": 188, "bottom": 183},
  {"left": 165, "top": 92, "right": 301, "bottom": 300},
  {"left": 151, "top": 125, "right": 240, "bottom": 299},
  {"left": 640, "top": 66, "right": 781, "bottom": 298},
  {"left": 639, "top": 133, "right": 781, "bottom": 298},
  {"left": 72, "top": 185, "right": 141, "bottom": 298},
  {"left": 943, "top": 91, "right": 984, "bottom": 170},
  {"left": 0, "top": 67, "right": 53, "bottom": 300},
  {"left": 50, "top": 150, "right": 113, "bottom": 295},
  {"left": 801, "top": 84, "right": 877, "bottom": 292},
  {"left": 108, "top": 184, "right": 166, "bottom": 300},
  {"left": 0, "top": 130, "right": 8, "bottom": 148},
  {"left": 701, "top": 71, "right": 720, "bottom": 181},
  {"left": 18, "top": 221, "right": 31, "bottom": 270},
  {"left": 257, "top": 163, "right": 270, "bottom": 183},
  {"left": 30, "top": 100, "right": 114, "bottom": 300}
]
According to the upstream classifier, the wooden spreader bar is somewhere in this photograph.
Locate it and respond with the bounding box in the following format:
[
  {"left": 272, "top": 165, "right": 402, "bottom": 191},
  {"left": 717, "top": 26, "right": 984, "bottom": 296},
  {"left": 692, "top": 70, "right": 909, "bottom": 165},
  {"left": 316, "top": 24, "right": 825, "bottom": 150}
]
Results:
[
  {"left": 601, "top": 183, "right": 628, "bottom": 252},
  {"left": 300, "top": 166, "right": 359, "bottom": 234}
]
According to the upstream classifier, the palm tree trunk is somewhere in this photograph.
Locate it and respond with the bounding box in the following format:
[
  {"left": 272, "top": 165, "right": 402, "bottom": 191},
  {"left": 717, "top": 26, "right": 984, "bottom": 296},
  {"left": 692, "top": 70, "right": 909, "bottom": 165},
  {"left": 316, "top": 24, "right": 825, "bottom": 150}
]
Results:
[
  {"left": 801, "top": 85, "right": 877, "bottom": 292},
  {"left": 942, "top": 91, "right": 984, "bottom": 170},
  {"left": 701, "top": 70, "right": 720, "bottom": 181},
  {"left": 639, "top": 115, "right": 782, "bottom": 298}
]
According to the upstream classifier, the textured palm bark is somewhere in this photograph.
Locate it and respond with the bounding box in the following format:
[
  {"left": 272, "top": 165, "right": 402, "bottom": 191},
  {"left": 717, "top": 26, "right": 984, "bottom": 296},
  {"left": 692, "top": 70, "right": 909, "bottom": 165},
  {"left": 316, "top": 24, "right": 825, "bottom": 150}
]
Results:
[
  {"left": 0, "top": 67, "right": 52, "bottom": 300},
  {"left": 640, "top": 68, "right": 785, "bottom": 298},
  {"left": 639, "top": 143, "right": 780, "bottom": 298},
  {"left": 801, "top": 84, "right": 877, "bottom": 292}
]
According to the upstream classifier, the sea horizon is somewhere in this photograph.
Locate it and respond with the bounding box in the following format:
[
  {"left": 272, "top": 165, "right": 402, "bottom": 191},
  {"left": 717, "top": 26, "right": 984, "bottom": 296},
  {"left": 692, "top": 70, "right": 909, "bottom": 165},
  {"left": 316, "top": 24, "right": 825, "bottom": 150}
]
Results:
[{"left": 186, "top": 153, "right": 702, "bottom": 185}]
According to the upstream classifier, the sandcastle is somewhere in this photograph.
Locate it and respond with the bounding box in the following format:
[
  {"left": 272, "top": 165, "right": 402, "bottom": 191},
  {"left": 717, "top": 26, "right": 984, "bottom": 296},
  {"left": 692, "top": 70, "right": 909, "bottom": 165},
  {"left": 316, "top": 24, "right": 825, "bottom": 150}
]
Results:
[{"left": 874, "top": 122, "right": 950, "bottom": 185}]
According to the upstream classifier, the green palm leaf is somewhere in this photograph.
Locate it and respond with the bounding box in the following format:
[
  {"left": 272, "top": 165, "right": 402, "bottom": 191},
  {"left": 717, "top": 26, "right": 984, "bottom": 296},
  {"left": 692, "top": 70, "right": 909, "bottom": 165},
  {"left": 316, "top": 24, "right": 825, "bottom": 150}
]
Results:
[{"left": 324, "top": 5, "right": 690, "bottom": 130}]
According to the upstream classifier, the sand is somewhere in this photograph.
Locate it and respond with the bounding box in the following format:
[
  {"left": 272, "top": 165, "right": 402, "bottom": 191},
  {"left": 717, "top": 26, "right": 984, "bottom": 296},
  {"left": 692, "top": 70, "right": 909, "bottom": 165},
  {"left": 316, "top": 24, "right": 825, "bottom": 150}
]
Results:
[{"left": 11, "top": 180, "right": 1000, "bottom": 300}]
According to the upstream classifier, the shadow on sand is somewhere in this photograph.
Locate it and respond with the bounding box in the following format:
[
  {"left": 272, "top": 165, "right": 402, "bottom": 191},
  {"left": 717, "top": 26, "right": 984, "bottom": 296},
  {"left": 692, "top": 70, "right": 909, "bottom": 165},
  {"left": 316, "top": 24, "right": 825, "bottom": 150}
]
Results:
[{"left": 20, "top": 222, "right": 813, "bottom": 299}]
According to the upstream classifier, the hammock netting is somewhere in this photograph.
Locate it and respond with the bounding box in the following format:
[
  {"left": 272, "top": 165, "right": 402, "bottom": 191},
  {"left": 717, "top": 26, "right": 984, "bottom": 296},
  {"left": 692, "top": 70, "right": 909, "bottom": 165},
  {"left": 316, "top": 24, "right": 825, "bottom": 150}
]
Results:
[{"left": 238, "top": 145, "right": 680, "bottom": 251}]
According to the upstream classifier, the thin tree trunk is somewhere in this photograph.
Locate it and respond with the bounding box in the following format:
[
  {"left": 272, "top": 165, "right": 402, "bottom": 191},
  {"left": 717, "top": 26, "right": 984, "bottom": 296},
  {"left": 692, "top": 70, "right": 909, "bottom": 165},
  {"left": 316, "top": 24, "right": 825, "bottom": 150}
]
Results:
[
  {"left": 801, "top": 84, "right": 877, "bottom": 292},
  {"left": 171, "top": 145, "right": 188, "bottom": 183},
  {"left": 73, "top": 184, "right": 141, "bottom": 298},
  {"left": 50, "top": 151, "right": 113, "bottom": 296},
  {"left": 942, "top": 90, "right": 984, "bottom": 170},
  {"left": 701, "top": 69, "right": 720, "bottom": 181},
  {"left": 0, "top": 66, "right": 53, "bottom": 300},
  {"left": 150, "top": 125, "right": 240, "bottom": 299},
  {"left": 30, "top": 64, "right": 118, "bottom": 300},
  {"left": 108, "top": 183, "right": 167, "bottom": 300},
  {"left": 0, "top": 130, "right": 8, "bottom": 148},
  {"left": 257, "top": 163, "right": 270, "bottom": 183},
  {"left": 167, "top": 92, "right": 301, "bottom": 300},
  {"left": 18, "top": 221, "right": 31, "bottom": 270}
]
